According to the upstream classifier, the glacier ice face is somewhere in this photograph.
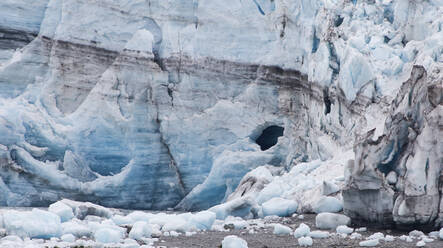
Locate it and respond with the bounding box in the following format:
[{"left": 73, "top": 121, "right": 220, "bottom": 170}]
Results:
[{"left": 0, "top": 0, "right": 441, "bottom": 218}]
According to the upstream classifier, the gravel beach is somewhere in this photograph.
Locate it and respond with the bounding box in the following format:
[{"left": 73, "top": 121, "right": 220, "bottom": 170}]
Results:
[{"left": 155, "top": 214, "right": 443, "bottom": 248}]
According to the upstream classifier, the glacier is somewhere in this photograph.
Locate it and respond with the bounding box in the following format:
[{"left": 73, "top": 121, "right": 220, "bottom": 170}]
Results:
[{"left": 0, "top": 0, "right": 442, "bottom": 229}]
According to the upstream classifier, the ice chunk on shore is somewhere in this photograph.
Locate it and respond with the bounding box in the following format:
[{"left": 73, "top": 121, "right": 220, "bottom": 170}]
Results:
[
  {"left": 350, "top": 233, "right": 363, "bottom": 239},
  {"left": 399, "top": 235, "right": 413, "bottom": 242},
  {"left": 367, "top": 232, "right": 384, "bottom": 240},
  {"left": 294, "top": 223, "right": 310, "bottom": 238},
  {"left": 60, "top": 199, "right": 113, "bottom": 220},
  {"left": 261, "top": 197, "right": 298, "bottom": 217},
  {"left": 1, "top": 235, "right": 22, "bottom": 243},
  {"left": 309, "top": 230, "right": 330, "bottom": 239},
  {"left": 421, "top": 237, "right": 434, "bottom": 243},
  {"left": 94, "top": 227, "right": 124, "bottom": 243},
  {"left": 416, "top": 240, "right": 426, "bottom": 247},
  {"left": 61, "top": 220, "right": 91, "bottom": 237},
  {"left": 410, "top": 230, "right": 425, "bottom": 237},
  {"left": 224, "top": 216, "right": 249, "bottom": 230},
  {"left": 315, "top": 213, "right": 350, "bottom": 230},
  {"left": 313, "top": 196, "right": 343, "bottom": 213},
  {"left": 129, "top": 221, "right": 152, "bottom": 240},
  {"left": 209, "top": 197, "right": 257, "bottom": 220},
  {"left": 298, "top": 236, "right": 313, "bottom": 247},
  {"left": 273, "top": 224, "right": 291, "bottom": 235},
  {"left": 222, "top": 235, "right": 248, "bottom": 248},
  {"left": 336, "top": 225, "right": 353, "bottom": 234},
  {"left": 161, "top": 217, "right": 189, "bottom": 233},
  {"left": 3, "top": 209, "right": 62, "bottom": 238},
  {"left": 61, "top": 233, "right": 76, "bottom": 242},
  {"left": 189, "top": 211, "right": 216, "bottom": 230},
  {"left": 48, "top": 201, "right": 74, "bottom": 222},
  {"left": 359, "top": 239, "right": 379, "bottom": 247},
  {"left": 439, "top": 228, "right": 443, "bottom": 239}
]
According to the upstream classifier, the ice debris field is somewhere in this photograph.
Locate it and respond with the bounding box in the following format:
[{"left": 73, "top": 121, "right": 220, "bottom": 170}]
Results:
[{"left": 1, "top": 199, "right": 443, "bottom": 248}]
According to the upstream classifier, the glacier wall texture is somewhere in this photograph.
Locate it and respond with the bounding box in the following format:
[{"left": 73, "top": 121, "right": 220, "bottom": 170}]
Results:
[
  {"left": 0, "top": 0, "right": 441, "bottom": 221},
  {"left": 343, "top": 66, "right": 442, "bottom": 229}
]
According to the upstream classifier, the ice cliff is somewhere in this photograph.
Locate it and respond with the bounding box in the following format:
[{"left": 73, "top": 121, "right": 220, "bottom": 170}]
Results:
[
  {"left": 0, "top": 0, "right": 441, "bottom": 227},
  {"left": 343, "top": 65, "right": 443, "bottom": 229}
]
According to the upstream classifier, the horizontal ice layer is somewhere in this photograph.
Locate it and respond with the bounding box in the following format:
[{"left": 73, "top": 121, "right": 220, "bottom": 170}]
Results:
[
  {"left": 0, "top": 0, "right": 48, "bottom": 69},
  {"left": 0, "top": 0, "right": 48, "bottom": 34}
]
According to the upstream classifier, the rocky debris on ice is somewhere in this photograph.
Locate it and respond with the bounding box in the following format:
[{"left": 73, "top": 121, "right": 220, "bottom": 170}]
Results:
[
  {"left": 322, "top": 181, "right": 340, "bottom": 196},
  {"left": 343, "top": 66, "right": 443, "bottom": 228},
  {"left": 60, "top": 199, "right": 114, "bottom": 220},
  {"left": 223, "top": 216, "right": 249, "bottom": 230},
  {"left": 222, "top": 235, "right": 248, "bottom": 248},
  {"left": 315, "top": 213, "right": 351, "bottom": 230}
]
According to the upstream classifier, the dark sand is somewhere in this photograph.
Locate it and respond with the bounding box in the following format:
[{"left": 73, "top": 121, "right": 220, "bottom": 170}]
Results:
[{"left": 154, "top": 214, "right": 443, "bottom": 248}]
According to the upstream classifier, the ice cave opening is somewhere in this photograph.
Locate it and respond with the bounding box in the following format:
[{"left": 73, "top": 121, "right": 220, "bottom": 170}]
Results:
[{"left": 255, "top": 125, "right": 284, "bottom": 151}]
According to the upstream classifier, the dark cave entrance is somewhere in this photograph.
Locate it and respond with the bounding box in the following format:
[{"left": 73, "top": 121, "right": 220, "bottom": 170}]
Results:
[{"left": 255, "top": 125, "right": 284, "bottom": 151}]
